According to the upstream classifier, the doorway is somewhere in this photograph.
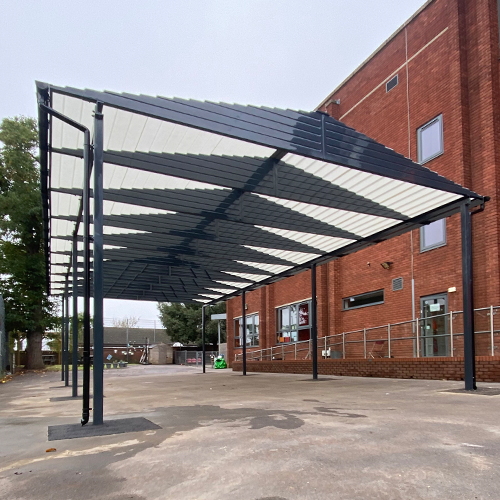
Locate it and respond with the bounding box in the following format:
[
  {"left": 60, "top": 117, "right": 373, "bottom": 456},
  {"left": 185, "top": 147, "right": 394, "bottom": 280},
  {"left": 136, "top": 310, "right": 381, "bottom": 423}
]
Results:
[{"left": 420, "top": 294, "right": 449, "bottom": 357}]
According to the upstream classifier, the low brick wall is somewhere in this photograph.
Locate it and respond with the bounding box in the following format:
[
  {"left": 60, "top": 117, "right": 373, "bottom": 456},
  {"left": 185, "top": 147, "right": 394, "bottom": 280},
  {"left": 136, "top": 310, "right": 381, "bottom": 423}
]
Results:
[{"left": 231, "top": 356, "right": 500, "bottom": 382}]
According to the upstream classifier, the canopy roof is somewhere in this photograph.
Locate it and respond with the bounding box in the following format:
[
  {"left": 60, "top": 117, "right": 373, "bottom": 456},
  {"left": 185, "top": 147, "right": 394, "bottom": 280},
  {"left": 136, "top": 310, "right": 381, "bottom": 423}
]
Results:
[{"left": 37, "top": 82, "right": 483, "bottom": 304}]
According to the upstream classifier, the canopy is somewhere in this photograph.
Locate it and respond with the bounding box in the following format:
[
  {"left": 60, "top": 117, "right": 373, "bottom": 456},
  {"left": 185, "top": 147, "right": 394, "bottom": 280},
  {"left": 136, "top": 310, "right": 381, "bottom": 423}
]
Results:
[{"left": 37, "top": 82, "right": 483, "bottom": 305}]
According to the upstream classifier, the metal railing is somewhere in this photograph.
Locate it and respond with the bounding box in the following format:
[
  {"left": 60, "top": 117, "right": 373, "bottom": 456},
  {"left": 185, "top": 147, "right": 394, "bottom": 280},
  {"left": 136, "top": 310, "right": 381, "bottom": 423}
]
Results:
[{"left": 235, "top": 305, "right": 500, "bottom": 362}]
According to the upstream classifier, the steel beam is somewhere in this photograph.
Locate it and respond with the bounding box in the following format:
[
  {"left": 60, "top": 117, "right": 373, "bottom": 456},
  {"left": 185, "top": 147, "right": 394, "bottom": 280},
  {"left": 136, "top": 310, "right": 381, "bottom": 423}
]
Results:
[
  {"left": 311, "top": 264, "right": 318, "bottom": 380},
  {"left": 93, "top": 102, "right": 104, "bottom": 425},
  {"left": 461, "top": 203, "right": 476, "bottom": 390}
]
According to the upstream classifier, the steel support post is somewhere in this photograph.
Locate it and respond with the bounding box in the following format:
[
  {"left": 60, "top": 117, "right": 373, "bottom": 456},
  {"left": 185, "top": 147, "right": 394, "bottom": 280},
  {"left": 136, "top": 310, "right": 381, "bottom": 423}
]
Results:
[
  {"left": 461, "top": 203, "right": 476, "bottom": 390},
  {"left": 202, "top": 305, "right": 206, "bottom": 374},
  {"left": 93, "top": 102, "right": 104, "bottom": 425},
  {"left": 242, "top": 291, "right": 246, "bottom": 376},
  {"left": 64, "top": 287, "right": 69, "bottom": 386},
  {"left": 311, "top": 263, "right": 318, "bottom": 380},
  {"left": 81, "top": 128, "right": 92, "bottom": 426},
  {"left": 72, "top": 235, "right": 78, "bottom": 397},
  {"left": 61, "top": 294, "right": 65, "bottom": 382}
]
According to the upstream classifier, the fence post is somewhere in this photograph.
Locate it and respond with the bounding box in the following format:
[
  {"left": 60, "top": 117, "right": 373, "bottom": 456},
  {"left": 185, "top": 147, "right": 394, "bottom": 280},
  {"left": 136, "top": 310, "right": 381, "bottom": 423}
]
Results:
[
  {"left": 342, "top": 332, "right": 345, "bottom": 359},
  {"left": 491, "top": 305, "right": 495, "bottom": 356},
  {"left": 282, "top": 344, "right": 284, "bottom": 360},
  {"left": 363, "top": 329, "right": 367, "bottom": 359},
  {"left": 294, "top": 342, "right": 297, "bottom": 360},
  {"left": 416, "top": 318, "right": 420, "bottom": 358},
  {"left": 449, "top": 311, "right": 454, "bottom": 357},
  {"left": 388, "top": 324, "right": 391, "bottom": 358},
  {"left": 324, "top": 336, "right": 327, "bottom": 354}
]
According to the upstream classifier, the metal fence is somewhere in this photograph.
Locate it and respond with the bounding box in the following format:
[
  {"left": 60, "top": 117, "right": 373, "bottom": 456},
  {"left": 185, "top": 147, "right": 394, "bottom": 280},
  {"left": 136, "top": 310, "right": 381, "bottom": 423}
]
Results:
[
  {"left": 235, "top": 305, "right": 500, "bottom": 362},
  {"left": 174, "top": 350, "right": 219, "bottom": 366}
]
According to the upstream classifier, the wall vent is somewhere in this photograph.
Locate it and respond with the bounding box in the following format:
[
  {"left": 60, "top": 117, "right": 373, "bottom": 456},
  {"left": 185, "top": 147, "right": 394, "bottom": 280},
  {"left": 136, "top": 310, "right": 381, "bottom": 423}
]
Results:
[
  {"left": 392, "top": 277, "right": 403, "bottom": 291},
  {"left": 386, "top": 75, "right": 399, "bottom": 92}
]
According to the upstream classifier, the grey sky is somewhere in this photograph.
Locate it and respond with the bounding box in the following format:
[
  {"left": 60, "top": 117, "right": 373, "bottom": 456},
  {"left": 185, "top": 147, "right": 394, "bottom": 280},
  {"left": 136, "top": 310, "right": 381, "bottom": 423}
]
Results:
[{"left": 2, "top": 0, "right": 427, "bottom": 321}]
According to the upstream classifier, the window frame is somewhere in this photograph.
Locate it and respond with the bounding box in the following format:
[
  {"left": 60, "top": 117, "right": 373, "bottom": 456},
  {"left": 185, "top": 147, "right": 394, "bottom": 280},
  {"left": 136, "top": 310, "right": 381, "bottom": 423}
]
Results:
[
  {"left": 417, "top": 114, "right": 444, "bottom": 164},
  {"left": 276, "top": 300, "right": 311, "bottom": 344},
  {"left": 342, "top": 289, "right": 384, "bottom": 311},
  {"left": 234, "top": 313, "right": 259, "bottom": 348},
  {"left": 420, "top": 218, "right": 447, "bottom": 253},
  {"left": 386, "top": 74, "right": 398, "bottom": 93}
]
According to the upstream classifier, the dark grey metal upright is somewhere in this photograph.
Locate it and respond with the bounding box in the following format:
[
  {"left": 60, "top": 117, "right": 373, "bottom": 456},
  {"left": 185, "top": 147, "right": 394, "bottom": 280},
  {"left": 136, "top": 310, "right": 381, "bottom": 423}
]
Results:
[
  {"left": 242, "top": 291, "right": 246, "bottom": 376},
  {"left": 72, "top": 235, "right": 78, "bottom": 397},
  {"left": 81, "top": 128, "right": 92, "bottom": 426},
  {"left": 202, "top": 305, "right": 206, "bottom": 374},
  {"left": 64, "top": 286, "right": 69, "bottom": 386},
  {"left": 461, "top": 202, "right": 476, "bottom": 390},
  {"left": 61, "top": 294, "right": 65, "bottom": 382},
  {"left": 311, "top": 264, "right": 318, "bottom": 380},
  {"left": 93, "top": 102, "right": 104, "bottom": 425}
]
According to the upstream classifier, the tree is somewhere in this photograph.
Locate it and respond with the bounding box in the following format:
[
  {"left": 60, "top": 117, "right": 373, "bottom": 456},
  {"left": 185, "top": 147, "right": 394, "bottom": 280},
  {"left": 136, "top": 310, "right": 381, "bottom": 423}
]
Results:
[
  {"left": 112, "top": 316, "right": 140, "bottom": 328},
  {"left": 157, "top": 302, "right": 226, "bottom": 346},
  {"left": 0, "top": 117, "right": 56, "bottom": 369}
]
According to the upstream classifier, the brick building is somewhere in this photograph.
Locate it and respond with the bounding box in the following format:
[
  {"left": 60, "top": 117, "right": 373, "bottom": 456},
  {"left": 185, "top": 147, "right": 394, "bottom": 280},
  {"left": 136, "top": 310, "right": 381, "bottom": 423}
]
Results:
[{"left": 228, "top": 0, "right": 500, "bottom": 379}]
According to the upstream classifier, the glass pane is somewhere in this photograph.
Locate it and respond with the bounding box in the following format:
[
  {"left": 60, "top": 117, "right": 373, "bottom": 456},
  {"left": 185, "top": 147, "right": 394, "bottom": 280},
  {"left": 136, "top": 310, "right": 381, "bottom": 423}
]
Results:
[
  {"left": 246, "top": 317, "right": 253, "bottom": 345},
  {"left": 344, "top": 290, "right": 384, "bottom": 309},
  {"left": 280, "top": 307, "right": 290, "bottom": 331},
  {"left": 298, "top": 329, "right": 310, "bottom": 341},
  {"left": 299, "top": 303, "right": 309, "bottom": 326},
  {"left": 253, "top": 315, "right": 259, "bottom": 346},
  {"left": 290, "top": 305, "right": 298, "bottom": 331},
  {"left": 420, "top": 119, "right": 442, "bottom": 162},
  {"left": 422, "top": 219, "right": 445, "bottom": 249}
]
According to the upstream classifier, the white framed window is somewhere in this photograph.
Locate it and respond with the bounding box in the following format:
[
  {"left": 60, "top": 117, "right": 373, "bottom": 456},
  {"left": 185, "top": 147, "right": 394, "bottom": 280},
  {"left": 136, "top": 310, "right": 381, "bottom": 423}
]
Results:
[
  {"left": 420, "top": 219, "right": 446, "bottom": 252},
  {"left": 234, "top": 313, "right": 259, "bottom": 348},
  {"left": 417, "top": 115, "right": 443, "bottom": 164}
]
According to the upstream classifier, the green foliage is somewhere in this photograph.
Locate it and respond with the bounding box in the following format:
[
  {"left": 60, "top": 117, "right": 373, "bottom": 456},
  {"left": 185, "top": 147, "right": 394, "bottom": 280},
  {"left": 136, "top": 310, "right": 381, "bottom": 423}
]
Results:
[
  {"left": 157, "top": 302, "right": 226, "bottom": 346},
  {"left": 0, "top": 116, "right": 56, "bottom": 368}
]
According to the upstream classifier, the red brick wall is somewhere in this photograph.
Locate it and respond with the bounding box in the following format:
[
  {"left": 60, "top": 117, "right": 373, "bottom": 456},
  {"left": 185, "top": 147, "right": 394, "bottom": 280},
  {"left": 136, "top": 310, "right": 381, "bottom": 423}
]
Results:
[
  {"left": 226, "top": 0, "right": 500, "bottom": 365},
  {"left": 232, "top": 356, "right": 500, "bottom": 383}
]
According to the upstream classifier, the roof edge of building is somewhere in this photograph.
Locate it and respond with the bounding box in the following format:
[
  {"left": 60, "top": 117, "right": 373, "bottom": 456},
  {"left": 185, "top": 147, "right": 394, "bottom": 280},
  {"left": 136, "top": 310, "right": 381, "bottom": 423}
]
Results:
[{"left": 315, "top": 0, "right": 437, "bottom": 111}]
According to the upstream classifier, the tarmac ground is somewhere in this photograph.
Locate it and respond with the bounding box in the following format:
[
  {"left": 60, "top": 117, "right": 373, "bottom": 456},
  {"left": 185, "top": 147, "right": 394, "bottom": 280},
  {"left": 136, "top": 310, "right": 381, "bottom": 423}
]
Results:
[{"left": 1, "top": 364, "right": 500, "bottom": 500}]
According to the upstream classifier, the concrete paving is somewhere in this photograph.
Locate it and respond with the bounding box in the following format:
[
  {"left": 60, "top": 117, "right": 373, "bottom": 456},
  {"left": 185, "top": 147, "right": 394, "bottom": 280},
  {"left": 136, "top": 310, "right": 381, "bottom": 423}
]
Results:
[{"left": 1, "top": 365, "right": 500, "bottom": 500}]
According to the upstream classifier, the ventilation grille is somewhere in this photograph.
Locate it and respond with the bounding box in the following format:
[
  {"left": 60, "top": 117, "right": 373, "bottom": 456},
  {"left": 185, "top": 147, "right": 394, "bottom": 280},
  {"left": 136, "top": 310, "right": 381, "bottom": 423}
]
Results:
[
  {"left": 386, "top": 75, "right": 398, "bottom": 92},
  {"left": 392, "top": 277, "right": 403, "bottom": 291}
]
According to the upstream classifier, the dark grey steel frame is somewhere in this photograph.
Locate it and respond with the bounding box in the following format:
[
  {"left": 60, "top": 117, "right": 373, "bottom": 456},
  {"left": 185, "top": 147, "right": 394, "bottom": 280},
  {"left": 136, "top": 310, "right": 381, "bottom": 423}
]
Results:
[{"left": 37, "top": 82, "right": 488, "bottom": 428}]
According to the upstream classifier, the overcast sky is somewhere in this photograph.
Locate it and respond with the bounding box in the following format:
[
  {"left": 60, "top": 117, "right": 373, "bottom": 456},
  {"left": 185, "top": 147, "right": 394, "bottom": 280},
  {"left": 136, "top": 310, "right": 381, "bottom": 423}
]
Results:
[{"left": 1, "top": 0, "right": 427, "bottom": 321}]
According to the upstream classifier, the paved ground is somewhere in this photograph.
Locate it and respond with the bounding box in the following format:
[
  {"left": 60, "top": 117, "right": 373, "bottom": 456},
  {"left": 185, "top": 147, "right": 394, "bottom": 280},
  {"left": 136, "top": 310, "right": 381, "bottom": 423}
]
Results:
[{"left": 1, "top": 365, "right": 500, "bottom": 500}]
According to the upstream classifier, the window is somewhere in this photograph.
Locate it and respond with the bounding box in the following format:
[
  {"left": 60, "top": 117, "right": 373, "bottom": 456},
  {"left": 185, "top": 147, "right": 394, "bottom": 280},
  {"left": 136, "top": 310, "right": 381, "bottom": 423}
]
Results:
[
  {"left": 386, "top": 75, "right": 398, "bottom": 92},
  {"left": 234, "top": 313, "right": 259, "bottom": 348},
  {"left": 417, "top": 115, "right": 443, "bottom": 164},
  {"left": 420, "top": 219, "right": 446, "bottom": 252},
  {"left": 343, "top": 290, "right": 384, "bottom": 310},
  {"left": 276, "top": 300, "right": 311, "bottom": 343}
]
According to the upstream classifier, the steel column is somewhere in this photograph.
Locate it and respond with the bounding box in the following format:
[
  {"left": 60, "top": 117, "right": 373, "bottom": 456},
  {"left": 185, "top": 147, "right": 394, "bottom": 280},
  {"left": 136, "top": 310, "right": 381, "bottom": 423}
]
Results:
[
  {"left": 461, "top": 203, "right": 476, "bottom": 390},
  {"left": 93, "top": 102, "right": 104, "bottom": 425},
  {"left": 81, "top": 128, "right": 92, "bottom": 426},
  {"left": 311, "top": 263, "right": 318, "bottom": 380},
  {"left": 64, "top": 287, "right": 69, "bottom": 386},
  {"left": 72, "top": 235, "right": 78, "bottom": 397},
  {"left": 61, "top": 294, "right": 65, "bottom": 382},
  {"left": 202, "top": 305, "right": 206, "bottom": 374},
  {"left": 242, "top": 291, "right": 246, "bottom": 376}
]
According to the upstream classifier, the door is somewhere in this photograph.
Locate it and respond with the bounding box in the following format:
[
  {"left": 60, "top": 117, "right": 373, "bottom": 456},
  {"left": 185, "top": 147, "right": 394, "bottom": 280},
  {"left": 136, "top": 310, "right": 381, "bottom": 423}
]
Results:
[{"left": 420, "top": 294, "right": 449, "bottom": 357}]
